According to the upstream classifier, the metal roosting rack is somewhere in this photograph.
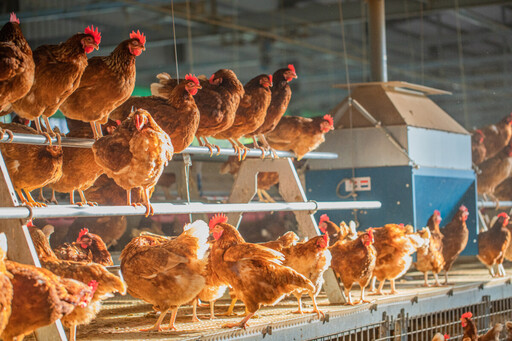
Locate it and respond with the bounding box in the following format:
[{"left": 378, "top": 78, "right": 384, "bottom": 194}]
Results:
[{"left": 0, "top": 132, "right": 381, "bottom": 341}]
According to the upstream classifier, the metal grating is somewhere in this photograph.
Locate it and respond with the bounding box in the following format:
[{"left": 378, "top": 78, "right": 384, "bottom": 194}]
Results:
[{"left": 312, "top": 296, "right": 512, "bottom": 341}]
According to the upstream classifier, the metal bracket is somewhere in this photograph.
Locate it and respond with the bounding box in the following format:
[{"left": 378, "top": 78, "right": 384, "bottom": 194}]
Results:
[
  {"left": 226, "top": 158, "right": 345, "bottom": 304},
  {"left": 0, "top": 150, "right": 68, "bottom": 340}
]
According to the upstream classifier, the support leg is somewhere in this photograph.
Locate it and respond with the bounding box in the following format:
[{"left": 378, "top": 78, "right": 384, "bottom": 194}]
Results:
[
  {"left": 291, "top": 292, "right": 303, "bottom": 314},
  {"left": 389, "top": 279, "right": 398, "bottom": 295},
  {"left": 69, "top": 190, "right": 75, "bottom": 205},
  {"left": 209, "top": 301, "right": 216, "bottom": 320},
  {"left": 164, "top": 308, "right": 178, "bottom": 331}
]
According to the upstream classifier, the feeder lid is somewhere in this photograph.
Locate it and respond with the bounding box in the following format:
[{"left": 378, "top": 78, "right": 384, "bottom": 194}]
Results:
[{"left": 331, "top": 82, "right": 468, "bottom": 135}]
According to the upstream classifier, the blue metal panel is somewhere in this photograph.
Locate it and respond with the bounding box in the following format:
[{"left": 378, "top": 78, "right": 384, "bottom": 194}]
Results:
[
  {"left": 306, "top": 165, "right": 478, "bottom": 255},
  {"left": 412, "top": 167, "right": 477, "bottom": 255},
  {"left": 306, "top": 166, "right": 414, "bottom": 229}
]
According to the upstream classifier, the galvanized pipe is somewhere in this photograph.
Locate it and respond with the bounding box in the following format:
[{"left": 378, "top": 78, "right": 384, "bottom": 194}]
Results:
[
  {"left": 0, "top": 201, "right": 381, "bottom": 219},
  {"left": 0, "top": 133, "right": 338, "bottom": 160},
  {"left": 368, "top": 0, "right": 388, "bottom": 82},
  {"left": 478, "top": 201, "right": 512, "bottom": 208}
]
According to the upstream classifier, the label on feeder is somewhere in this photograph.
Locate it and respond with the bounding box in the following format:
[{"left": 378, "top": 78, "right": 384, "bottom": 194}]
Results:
[{"left": 345, "top": 177, "right": 371, "bottom": 192}]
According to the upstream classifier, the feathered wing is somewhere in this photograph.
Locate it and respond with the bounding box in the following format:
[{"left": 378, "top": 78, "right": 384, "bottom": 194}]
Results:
[
  {"left": 0, "top": 43, "right": 23, "bottom": 81},
  {"left": 127, "top": 246, "right": 189, "bottom": 279},
  {"left": 223, "top": 243, "right": 285, "bottom": 264},
  {"left": 92, "top": 133, "right": 132, "bottom": 172}
]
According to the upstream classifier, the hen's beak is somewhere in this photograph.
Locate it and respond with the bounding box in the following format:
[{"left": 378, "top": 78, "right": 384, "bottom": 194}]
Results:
[
  {"left": 141, "top": 45, "right": 146, "bottom": 51},
  {"left": 91, "top": 43, "right": 99, "bottom": 50}
]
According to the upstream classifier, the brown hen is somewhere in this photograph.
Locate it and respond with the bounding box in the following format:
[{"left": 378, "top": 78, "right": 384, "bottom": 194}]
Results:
[
  {"left": 472, "top": 129, "right": 486, "bottom": 166},
  {"left": 441, "top": 205, "right": 469, "bottom": 284},
  {"left": 120, "top": 220, "right": 209, "bottom": 331},
  {"left": 415, "top": 210, "right": 445, "bottom": 286},
  {"left": 330, "top": 229, "right": 376, "bottom": 305},
  {"left": 0, "top": 13, "right": 34, "bottom": 127},
  {"left": 54, "top": 227, "right": 114, "bottom": 266},
  {"left": 1, "top": 259, "right": 93, "bottom": 341},
  {"left": 266, "top": 114, "right": 334, "bottom": 160},
  {"left": 214, "top": 74, "right": 273, "bottom": 159},
  {"left": 247, "top": 65, "right": 297, "bottom": 156},
  {"left": 60, "top": 30, "right": 146, "bottom": 139},
  {"left": 0, "top": 245, "right": 12, "bottom": 336},
  {"left": 477, "top": 141, "right": 512, "bottom": 201},
  {"left": 29, "top": 227, "right": 126, "bottom": 341},
  {"left": 281, "top": 234, "right": 330, "bottom": 315},
  {"left": 93, "top": 109, "right": 173, "bottom": 216},
  {"left": 2, "top": 26, "right": 100, "bottom": 137},
  {"left": 477, "top": 212, "right": 511, "bottom": 277},
  {"left": 151, "top": 69, "right": 244, "bottom": 155},
  {"left": 478, "top": 113, "right": 512, "bottom": 161},
  {"left": 0, "top": 122, "right": 63, "bottom": 207},
  {"left": 109, "top": 74, "right": 201, "bottom": 153},
  {"left": 209, "top": 214, "right": 317, "bottom": 329}
]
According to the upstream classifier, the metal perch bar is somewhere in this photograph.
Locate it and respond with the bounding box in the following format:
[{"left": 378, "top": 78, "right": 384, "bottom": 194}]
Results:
[
  {"left": 0, "top": 132, "right": 338, "bottom": 160},
  {"left": 0, "top": 201, "right": 382, "bottom": 220},
  {"left": 478, "top": 201, "right": 512, "bottom": 208}
]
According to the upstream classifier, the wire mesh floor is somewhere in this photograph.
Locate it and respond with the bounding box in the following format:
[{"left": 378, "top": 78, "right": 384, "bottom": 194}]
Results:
[{"left": 30, "top": 260, "right": 512, "bottom": 340}]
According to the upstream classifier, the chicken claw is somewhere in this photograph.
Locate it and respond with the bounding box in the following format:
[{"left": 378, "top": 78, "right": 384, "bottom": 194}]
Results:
[
  {"left": 309, "top": 308, "right": 325, "bottom": 319},
  {"left": 223, "top": 312, "right": 254, "bottom": 329},
  {"left": 0, "top": 128, "right": 14, "bottom": 142}
]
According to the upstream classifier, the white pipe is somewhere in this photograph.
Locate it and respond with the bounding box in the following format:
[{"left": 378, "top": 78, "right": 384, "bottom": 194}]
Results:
[{"left": 0, "top": 201, "right": 382, "bottom": 219}]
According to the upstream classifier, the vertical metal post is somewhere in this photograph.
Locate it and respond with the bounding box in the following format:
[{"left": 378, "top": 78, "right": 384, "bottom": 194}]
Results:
[
  {"left": 227, "top": 158, "right": 345, "bottom": 304},
  {"left": 0, "top": 151, "right": 68, "bottom": 341},
  {"left": 368, "top": 0, "right": 388, "bottom": 82}
]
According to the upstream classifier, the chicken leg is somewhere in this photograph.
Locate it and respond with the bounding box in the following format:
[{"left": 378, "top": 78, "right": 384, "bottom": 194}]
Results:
[
  {"left": 292, "top": 292, "right": 304, "bottom": 314},
  {"left": 344, "top": 287, "right": 354, "bottom": 305},
  {"left": 140, "top": 308, "right": 169, "bottom": 332},
  {"left": 219, "top": 297, "right": 238, "bottom": 316},
  {"left": 163, "top": 308, "right": 178, "bottom": 331},
  {"left": 422, "top": 272, "right": 431, "bottom": 287},
  {"left": 228, "top": 138, "right": 249, "bottom": 161},
  {"left": 357, "top": 285, "right": 373, "bottom": 304},
  {"left": 16, "top": 189, "right": 46, "bottom": 207},
  {"left": 389, "top": 279, "right": 398, "bottom": 295},
  {"left": 77, "top": 190, "right": 97, "bottom": 206},
  {"left": 42, "top": 115, "right": 62, "bottom": 146},
  {"left": 191, "top": 298, "right": 201, "bottom": 322},
  {"left": 142, "top": 187, "right": 154, "bottom": 217},
  {"left": 222, "top": 311, "right": 254, "bottom": 329},
  {"left": 257, "top": 189, "right": 275, "bottom": 203},
  {"left": 34, "top": 117, "right": 53, "bottom": 146},
  {"left": 69, "top": 324, "right": 77, "bottom": 341},
  {"left": 307, "top": 292, "right": 324, "bottom": 318}
]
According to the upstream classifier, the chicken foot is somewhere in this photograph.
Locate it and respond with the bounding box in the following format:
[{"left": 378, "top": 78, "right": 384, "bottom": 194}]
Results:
[
  {"left": 389, "top": 279, "right": 398, "bottom": 294},
  {"left": 16, "top": 189, "right": 46, "bottom": 207},
  {"left": 140, "top": 308, "right": 169, "bottom": 332},
  {"left": 222, "top": 311, "right": 254, "bottom": 329},
  {"left": 344, "top": 287, "right": 355, "bottom": 305},
  {"left": 228, "top": 138, "right": 249, "bottom": 161},
  {"left": 307, "top": 292, "right": 324, "bottom": 319},
  {"left": 142, "top": 187, "right": 154, "bottom": 217},
  {"left": 34, "top": 117, "right": 54, "bottom": 146},
  {"left": 163, "top": 308, "right": 179, "bottom": 331},
  {"left": 432, "top": 273, "right": 442, "bottom": 286},
  {"left": 498, "top": 263, "right": 507, "bottom": 277},
  {"left": 357, "top": 286, "right": 373, "bottom": 304},
  {"left": 42, "top": 115, "right": 62, "bottom": 146},
  {"left": 198, "top": 136, "right": 221, "bottom": 157},
  {"left": 0, "top": 128, "right": 13, "bottom": 142},
  {"left": 257, "top": 134, "right": 279, "bottom": 159},
  {"left": 251, "top": 136, "right": 266, "bottom": 159},
  {"left": 76, "top": 190, "right": 97, "bottom": 206},
  {"left": 219, "top": 297, "right": 238, "bottom": 316},
  {"left": 38, "top": 188, "right": 51, "bottom": 204},
  {"left": 422, "top": 272, "right": 431, "bottom": 287}
]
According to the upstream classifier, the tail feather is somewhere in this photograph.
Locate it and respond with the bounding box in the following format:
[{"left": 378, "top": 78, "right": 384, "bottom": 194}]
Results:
[
  {"left": 182, "top": 220, "right": 210, "bottom": 259},
  {"left": 150, "top": 72, "right": 173, "bottom": 98},
  {"left": 286, "top": 268, "right": 315, "bottom": 293}
]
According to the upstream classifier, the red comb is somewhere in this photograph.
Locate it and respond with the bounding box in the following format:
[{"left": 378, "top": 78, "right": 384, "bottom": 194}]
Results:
[
  {"left": 115, "top": 120, "right": 121, "bottom": 126},
  {"left": 26, "top": 220, "right": 34, "bottom": 227},
  {"left": 268, "top": 74, "right": 273, "bottom": 85},
  {"left": 323, "top": 114, "right": 334, "bottom": 127},
  {"left": 10, "top": 12, "right": 19, "bottom": 24},
  {"left": 185, "top": 74, "right": 200, "bottom": 86},
  {"left": 77, "top": 228, "right": 89, "bottom": 242},
  {"left": 475, "top": 129, "right": 483, "bottom": 136},
  {"left": 319, "top": 214, "right": 330, "bottom": 224},
  {"left": 434, "top": 210, "right": 441, "bottom": 216},
  {"left": 288, "top": 64, "right": 295, "bottom": 73},
  {"left": 88, "top": 280, "right": 99, "bottom": 292},
  {"left": 209, "top": 213, "right": 228, "bottom": 230},
  {"left": 459, "top": 205, "right": 468, "bottom": 212},
  {"left": 461, "top": 312, "right": 472, "bottom": 319},
  {"left": 130, "top": 30, "right": 146, "bottom": 45},
  {"left": 498, "top": 212, "right": 509, "bottom": 219},
  {"left": 84, "top": 25, "right": 101, "bottom": 45},
  {"left": 444, "top": 334, "right": 449, "bottom": 340}
]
